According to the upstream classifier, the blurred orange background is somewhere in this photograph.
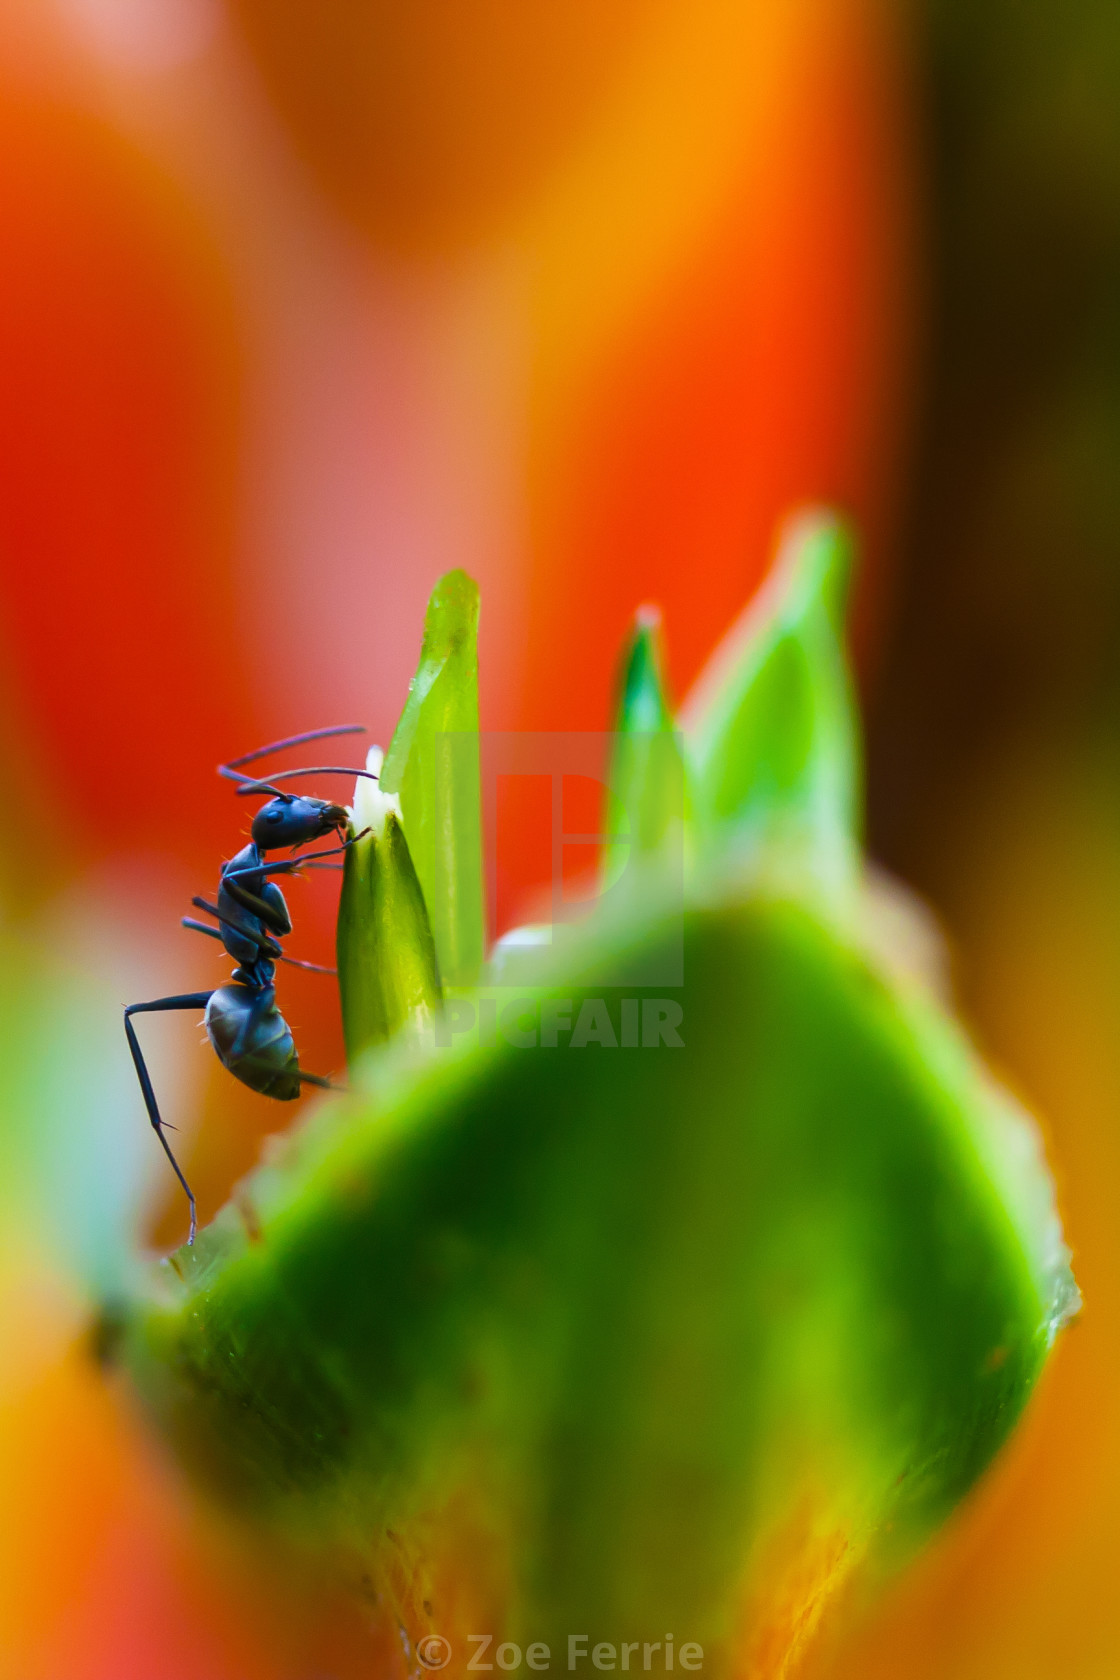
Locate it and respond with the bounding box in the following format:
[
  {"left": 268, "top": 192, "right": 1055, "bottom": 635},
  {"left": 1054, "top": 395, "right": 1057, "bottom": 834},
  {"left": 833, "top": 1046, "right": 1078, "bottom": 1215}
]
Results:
[{"left": 0, "top": 0, "right": 1116, "bottom": 1675}]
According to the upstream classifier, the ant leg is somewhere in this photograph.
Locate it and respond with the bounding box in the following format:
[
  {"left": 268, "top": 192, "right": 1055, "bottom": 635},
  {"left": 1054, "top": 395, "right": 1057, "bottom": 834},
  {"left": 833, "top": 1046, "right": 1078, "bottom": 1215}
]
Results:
[
  {"left": 219, "top": 875, "right": 291, "bottom": 935},
  {"left": 192, "top": 894, "right": 265, "bottom": 943},
  {"left": 182, "top": 917, "right": 223, "bottom": 942},
  {"left": 219, "top": 831, "right": 369, "bottom": 932},
  {"left": 182, "top": 918, "right": 335, "bottom": 975},
  {"left": 192, "top": 895, "right": 282, "bottom": 963},
  {"left": 300, "top": 1071, "right": 345, "bottom": 1091},
  {"left": 225, "top": 832, "right": 371, "bottom": 884},
  {"left": 123, "top": 992, "right": 213, "bottom": 1246}
]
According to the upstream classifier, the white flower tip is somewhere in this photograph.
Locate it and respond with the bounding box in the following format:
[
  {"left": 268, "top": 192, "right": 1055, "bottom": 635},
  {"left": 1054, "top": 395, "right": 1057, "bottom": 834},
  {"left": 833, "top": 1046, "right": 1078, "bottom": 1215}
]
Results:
[{"left": 350, "top": 745, "right": 402, "bottom": 836}]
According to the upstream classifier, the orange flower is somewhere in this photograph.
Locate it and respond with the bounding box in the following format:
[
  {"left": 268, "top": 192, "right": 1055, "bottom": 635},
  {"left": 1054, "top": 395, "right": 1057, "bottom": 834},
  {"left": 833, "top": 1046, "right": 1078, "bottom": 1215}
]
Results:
[{"left": 0, "top": 3, "right": 913, "bottom": 1674}]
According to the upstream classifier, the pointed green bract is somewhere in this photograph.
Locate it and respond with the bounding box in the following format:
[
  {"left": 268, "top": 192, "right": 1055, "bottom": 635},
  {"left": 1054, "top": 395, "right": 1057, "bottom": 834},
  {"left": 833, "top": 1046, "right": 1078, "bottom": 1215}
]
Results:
[
  {"left": 683, "top": 510, "right": 858, "bottom": 902},
  {"left": 336, "top": 758, "right": 442, "bottom": 1058},
  {"left": 379, "top": 571, "right": 485, "bottom": 988},
  {"left": 604, "top": 609, "right": 688, "bottom": 883},
  {"left": 113, "top": 531, "right": 1076, "bottom": 1677},
  {"left": 119, "top": 882, "right": 1074, "bottom": 1674},
  {"left": 618, "top": 607, "right": 673, "bottom": 736}
]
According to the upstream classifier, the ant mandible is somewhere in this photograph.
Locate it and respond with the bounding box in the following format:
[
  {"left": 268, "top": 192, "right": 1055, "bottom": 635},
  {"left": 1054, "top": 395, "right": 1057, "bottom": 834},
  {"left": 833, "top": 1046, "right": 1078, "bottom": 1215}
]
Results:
[{"left": 124, "top": 724, "right": 377, "bottom": 1245}]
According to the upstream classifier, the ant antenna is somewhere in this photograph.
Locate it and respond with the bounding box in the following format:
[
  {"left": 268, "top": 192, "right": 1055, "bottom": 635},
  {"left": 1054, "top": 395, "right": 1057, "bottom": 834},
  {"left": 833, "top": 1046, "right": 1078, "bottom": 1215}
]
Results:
[
  {"left": 233, "top": 765, "right": 380, "bottom": 795},
  {"left": 216, "top": 769, "right": 293, "bottom": 794},
  {"left": 222, "top": 724, "right": 366, "bottom": 773}
]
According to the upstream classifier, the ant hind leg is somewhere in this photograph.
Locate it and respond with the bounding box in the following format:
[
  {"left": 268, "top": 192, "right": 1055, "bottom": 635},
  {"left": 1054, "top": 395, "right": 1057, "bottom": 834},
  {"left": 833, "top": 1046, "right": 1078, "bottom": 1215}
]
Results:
[{"left": 123, "top": 992, "right": 213, "bottom": 1246}]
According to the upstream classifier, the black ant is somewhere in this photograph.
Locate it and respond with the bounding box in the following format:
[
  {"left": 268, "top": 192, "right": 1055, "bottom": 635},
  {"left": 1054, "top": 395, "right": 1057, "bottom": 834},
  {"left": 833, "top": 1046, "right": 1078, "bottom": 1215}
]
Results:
[{"left": 124, "top": 725, "right": 378, "bottom": 1246}]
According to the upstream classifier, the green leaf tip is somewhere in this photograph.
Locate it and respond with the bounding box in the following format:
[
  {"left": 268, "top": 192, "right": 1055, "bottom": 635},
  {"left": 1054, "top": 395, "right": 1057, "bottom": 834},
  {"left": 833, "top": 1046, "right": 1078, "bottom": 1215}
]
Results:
[
  {"left": 618, "top": 605, "right": 673, "bottom": 734},
  {"left": 605, "top": 606, "right": 688, "bottom": 869},
  {"left": 380, "top": 571, "right": 485, "bottom": 989},
  {"left": 683, "top": 508, "right": 858, "bottom": 901},
  {"left": 337, "top": 754, "right": 442, "bottom": 1058}
]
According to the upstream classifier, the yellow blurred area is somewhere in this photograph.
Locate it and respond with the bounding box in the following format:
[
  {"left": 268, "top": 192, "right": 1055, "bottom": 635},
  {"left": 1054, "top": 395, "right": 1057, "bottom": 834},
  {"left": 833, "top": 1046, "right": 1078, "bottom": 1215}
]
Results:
[
  {"left": 233, "top": 0, "right": 669, "bottom": 249},
  {"left": 803, "top": 753, "right": 1120, "bottom": 1677}
]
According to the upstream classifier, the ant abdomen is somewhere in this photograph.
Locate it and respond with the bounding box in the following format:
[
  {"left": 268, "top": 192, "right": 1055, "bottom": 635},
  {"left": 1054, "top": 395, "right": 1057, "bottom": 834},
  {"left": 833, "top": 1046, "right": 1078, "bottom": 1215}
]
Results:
[{"left": 205, "top": 983, "right": 302, "bottom": 1101}]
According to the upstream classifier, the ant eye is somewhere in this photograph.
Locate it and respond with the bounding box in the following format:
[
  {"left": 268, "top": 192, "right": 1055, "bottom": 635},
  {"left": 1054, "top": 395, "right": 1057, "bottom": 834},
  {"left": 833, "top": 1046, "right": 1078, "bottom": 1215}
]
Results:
[{"left": 266, "top": 811, "right": 284, "bottom": 825}]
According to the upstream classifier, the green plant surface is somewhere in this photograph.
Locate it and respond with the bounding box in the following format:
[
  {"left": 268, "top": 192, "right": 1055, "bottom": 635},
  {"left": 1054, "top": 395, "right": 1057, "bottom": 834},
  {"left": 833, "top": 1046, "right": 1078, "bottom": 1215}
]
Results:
[
  {"left": 378, "top": 569, "right": 485, "bottom": 989},
  {"left": 112, "top": 523, "right": 1076, "bottom": 1677},
  {"left": 336, "top": 763, "right": 442, "bottom": 1059},
  {"left": 603, "top": 607, "right": 689, "bottom": 882},
  {"left": 682, "top": 509, "right": 858, "bottom": 905},
  {"left": 118, "top": 886, "right": 1074, "bottom": 1672}
]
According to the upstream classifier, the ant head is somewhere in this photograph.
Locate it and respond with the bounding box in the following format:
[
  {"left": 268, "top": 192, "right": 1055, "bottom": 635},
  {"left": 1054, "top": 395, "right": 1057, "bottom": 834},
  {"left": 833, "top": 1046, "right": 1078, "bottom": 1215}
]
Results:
[{"left": 251, "top": 795, "right": 349, "bottom": 851}]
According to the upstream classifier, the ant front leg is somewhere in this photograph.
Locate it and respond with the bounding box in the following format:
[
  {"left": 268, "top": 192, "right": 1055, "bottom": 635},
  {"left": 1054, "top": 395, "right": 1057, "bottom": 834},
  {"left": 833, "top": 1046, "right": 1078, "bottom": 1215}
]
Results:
[
  {"left": 262, "top": 831, "right": 372, "bottom": 875},
  {"left": 124, "top": 992, "right": 213, "bottom": 1245},
  {"left": 224, "top": 831, "right": 371, "bottom": 886}
]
